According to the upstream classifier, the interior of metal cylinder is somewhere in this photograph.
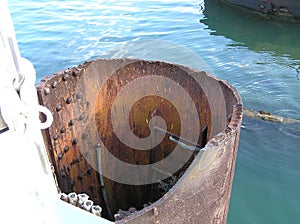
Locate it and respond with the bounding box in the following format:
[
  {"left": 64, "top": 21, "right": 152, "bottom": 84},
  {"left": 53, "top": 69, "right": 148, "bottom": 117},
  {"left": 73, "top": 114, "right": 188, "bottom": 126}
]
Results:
[{"left": 37, "top": 59, "right": 236, "bottom": 221}]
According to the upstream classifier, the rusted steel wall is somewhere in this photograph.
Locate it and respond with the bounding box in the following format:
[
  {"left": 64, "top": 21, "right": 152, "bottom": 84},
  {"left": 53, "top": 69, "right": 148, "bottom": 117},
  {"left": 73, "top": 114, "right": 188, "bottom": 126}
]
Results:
[
  {"left": 119, "top": 85, "right": 243, "bottom": 224},
  {"left": 36, "top": 62, "right": 108, "bottom": 214},
  {"left": 37, "top": 59, "right": 242, "bottom": 223}
]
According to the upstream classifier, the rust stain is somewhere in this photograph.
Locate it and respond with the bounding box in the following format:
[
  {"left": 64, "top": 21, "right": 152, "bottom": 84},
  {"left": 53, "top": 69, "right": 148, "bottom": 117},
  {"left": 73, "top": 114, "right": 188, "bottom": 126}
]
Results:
[{"left": 37, "top": 59, "right": 242, "bottom": 223}]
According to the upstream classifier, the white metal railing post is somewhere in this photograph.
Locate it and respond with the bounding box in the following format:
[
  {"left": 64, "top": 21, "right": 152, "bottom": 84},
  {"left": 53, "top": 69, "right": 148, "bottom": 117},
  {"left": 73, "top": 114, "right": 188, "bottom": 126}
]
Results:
[
  {"left": 0, "top": 1, "right": 58, "bottom": 223},
  {"left": 0, "top": 2, "right": 112, "bottom": 223}
]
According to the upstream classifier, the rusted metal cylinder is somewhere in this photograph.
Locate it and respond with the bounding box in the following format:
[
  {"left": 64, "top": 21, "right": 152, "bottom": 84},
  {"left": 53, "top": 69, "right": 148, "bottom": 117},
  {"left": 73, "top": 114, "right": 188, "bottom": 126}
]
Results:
[{"left": 37, "top": 58, "right": 242, "bottom": 223}]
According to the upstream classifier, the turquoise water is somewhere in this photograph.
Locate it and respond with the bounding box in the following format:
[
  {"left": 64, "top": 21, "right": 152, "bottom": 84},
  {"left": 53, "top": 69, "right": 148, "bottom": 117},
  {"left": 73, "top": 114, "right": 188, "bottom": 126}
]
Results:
[{"left": 8, "top": 0, "right": 300, "bottom": 223}]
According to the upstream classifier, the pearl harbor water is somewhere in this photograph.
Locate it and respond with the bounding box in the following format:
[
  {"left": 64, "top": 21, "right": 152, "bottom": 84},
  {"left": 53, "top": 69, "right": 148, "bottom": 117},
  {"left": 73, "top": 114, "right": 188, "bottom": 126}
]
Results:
[{"left": 8, "top": 0, "right": 300, "bottom": 223}]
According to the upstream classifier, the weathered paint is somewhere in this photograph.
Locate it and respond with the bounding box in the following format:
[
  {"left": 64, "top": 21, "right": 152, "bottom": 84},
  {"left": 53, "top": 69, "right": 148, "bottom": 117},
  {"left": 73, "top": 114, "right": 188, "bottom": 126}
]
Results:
[{"left": 225, "top": 0, "right": 300, "bottom": 17}]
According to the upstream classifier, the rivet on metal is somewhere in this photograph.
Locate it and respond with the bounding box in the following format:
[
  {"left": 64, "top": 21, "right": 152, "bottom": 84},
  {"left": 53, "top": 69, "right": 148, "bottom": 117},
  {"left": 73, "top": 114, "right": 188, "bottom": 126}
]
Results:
[
  {"left": 62, "top": 74, "right": 69, "bottom": 81},
  {"left": 76, "top": 93, "right": 82, "bottom": 99},
  {"left": 72, "top": 138, "right": 78, "bottom": 146},
  {"left": 69, "top": 119, "right": 75, "bottom": 126},
  {"left": 52, "top": 81, "right": 58, "bottom": 88},
  {"left": 53, "top": 133, "right": 59, "bottom": 140},
  {"left": 79, "top": 114, "right": 85, "bottom": 121},
  {"left": 87, "top": 168, "right": 92, "bottom": 175},
  {"left": 60, "top": 127, "right": 66, "bottom": 134},
  {"left": 44, "top": 87, "right": 50, "bottom": 95},
  {"left": 64, "top": 146, "right": 69, "bottom": 153},
  {"left": 66, "top": 97, "right": 72, "bottom": 104},
  {"left": 58, "top": 152, "right": 63, "bottom": 160},
  {"left": 56, "top": 104, "right": 62, "bottom": 112}
]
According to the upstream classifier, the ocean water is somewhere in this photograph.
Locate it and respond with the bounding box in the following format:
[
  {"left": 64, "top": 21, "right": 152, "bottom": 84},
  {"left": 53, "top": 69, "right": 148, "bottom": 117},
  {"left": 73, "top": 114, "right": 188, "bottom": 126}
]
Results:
[{"left": 8, "top": 0, "right": 300, "bottom": 223}]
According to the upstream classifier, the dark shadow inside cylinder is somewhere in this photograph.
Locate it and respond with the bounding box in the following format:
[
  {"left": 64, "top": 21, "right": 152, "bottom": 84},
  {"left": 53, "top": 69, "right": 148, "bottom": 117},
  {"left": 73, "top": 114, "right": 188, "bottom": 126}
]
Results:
[{"left": 37, "top": 59, "right": 235, "bottom": 221}]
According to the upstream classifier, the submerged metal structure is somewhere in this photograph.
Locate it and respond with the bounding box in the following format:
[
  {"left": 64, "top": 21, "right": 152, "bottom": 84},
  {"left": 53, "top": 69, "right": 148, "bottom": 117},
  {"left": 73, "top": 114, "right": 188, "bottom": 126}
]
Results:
[{"left": 37, "top": 59, "right": 243, "bottom": 223}]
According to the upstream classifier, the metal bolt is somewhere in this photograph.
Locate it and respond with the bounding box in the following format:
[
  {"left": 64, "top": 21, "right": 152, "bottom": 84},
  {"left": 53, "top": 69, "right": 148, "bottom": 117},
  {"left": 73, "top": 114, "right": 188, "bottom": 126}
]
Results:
[
  {"left": 69, "top": 119, "right": 75, "bottom": 126},
  {"left": 62, "top": 74, "right": 69, "bottom": 81},
  {"left": 44, "top": 87, "right": 50, "bottom": 95},
  {"left": 56, "top": 104, "right": 62, "bottom": 112},
  {"left": 60, "top": 127, "right": 66, "bottom": 134},
  {"left": 58, "top": 152, "right": 63, "bottom": 160},
  {"left": 52, "top": 81, "right": 58, "bottom": 88},
  {"left": 66, "top": 97, "right": 72, "bottom": 104},
  {"left": 87, "top": 168, "right": 92, "bottom": 175},
  {"left": 53, "top": 133, "right": 59, "bottom": 140},
  {"left": 64, "top": 146, "right": 69, "bottom": 153},
  {"left": 72, "top": 138, "right": 78, "bottom": 146}
]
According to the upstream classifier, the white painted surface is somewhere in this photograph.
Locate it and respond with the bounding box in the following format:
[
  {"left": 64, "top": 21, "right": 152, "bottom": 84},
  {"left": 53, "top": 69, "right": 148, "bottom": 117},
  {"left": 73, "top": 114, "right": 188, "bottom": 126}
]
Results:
[{"left": 0, "top": 1, "right": 113, "bottom": 223}]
